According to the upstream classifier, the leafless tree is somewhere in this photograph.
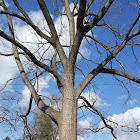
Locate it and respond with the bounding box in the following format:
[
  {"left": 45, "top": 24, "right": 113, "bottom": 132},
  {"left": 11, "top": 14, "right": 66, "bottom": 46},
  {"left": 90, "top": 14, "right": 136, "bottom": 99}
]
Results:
[{"left": 0, "top": 0, "right": 140, "bottom": 139}]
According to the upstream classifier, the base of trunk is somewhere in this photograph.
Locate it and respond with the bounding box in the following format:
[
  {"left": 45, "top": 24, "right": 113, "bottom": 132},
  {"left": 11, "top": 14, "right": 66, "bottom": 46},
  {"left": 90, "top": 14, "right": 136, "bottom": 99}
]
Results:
[{"left": 59, "top": 95, "right": 77, "bottom": 140}]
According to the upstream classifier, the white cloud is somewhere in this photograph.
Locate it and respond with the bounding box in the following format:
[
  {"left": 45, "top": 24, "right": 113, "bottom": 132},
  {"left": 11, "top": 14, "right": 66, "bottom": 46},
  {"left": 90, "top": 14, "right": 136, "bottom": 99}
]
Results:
[
  {"left": 77, "top": 135, "right": 85, "bottom": 140},
  {"left": 28, "top": 10, "right": 51, "bottom": 34},
  {"left": 130, "top": 99, "right": 135, "bottom": 105},
  {"left": 78, "top": 90, "right": 107, "bottom": 107},
  {"left": 118, "top": 134, "right": 140, "bottom": 140},
  {"left": 19, "top": 74, "right": 54, "bottom": 106},
  {"left": 13, "top": 10, "right": 54, "bottom": 65},
  {"left": 119, "top": 95, "right": 127, "bottom": 100},
  {"left": 19, "top": 85, "right": 31, "bottom": 106},
  {"left": 0, "top": 55, "right": 17, "bottom": 85},
  {"left": 0, "top": 40, "right": 18, "bottom": 88},
  {"left": 117, "top": 134, "right": 140, "bottom": 140},
  {"left": 78, "top": 117, "right": 92, "bottom": 132},
  {"left": 99, "top": 107, "right": 140, "bottom": 139}
]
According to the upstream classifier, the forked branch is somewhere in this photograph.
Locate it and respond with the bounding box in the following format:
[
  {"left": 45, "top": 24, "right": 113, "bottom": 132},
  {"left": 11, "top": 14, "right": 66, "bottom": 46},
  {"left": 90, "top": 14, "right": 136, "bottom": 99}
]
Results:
[
  {"left": 85, "top": 0, "right": 115, "bottom": 32},
  {"left": 76, "top": 13, "right": 140, "bottom": 98},
  {"left": 79, "top": 96, "right": 117, "bottom": 139}
]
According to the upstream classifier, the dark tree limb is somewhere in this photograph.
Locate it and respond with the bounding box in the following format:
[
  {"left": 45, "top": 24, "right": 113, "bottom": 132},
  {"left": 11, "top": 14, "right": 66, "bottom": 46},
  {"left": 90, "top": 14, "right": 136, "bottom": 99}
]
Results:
[
  {"left": 0, "top": 52, "right": 24, "bottom": 56},
  {"left": 85, "top": 0, "right": 115, "bottom": 32},
  {"left": 78, "top": 96, "right": 117, "bottom": 139},
  {"left": 126, "top": 13, "right": 140, "bottom": 38},
  {"left": 100, "top": 68, "right": 140, "bottom": 83},
  {"left": 77, "top": 0, "right": 86, "bottom": 30},
  {"left": 37, "top": 0, "right": 57, "bottom": 38},
  {"left": 69, "top": 0, "right": 114, "bottom": 75},
  {"left": 20, "top": 95, "right": 33, "bottom": 118}
]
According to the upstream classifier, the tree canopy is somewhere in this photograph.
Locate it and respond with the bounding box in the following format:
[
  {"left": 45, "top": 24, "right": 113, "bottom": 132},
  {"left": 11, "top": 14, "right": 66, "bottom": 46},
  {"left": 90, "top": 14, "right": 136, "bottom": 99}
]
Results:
[{"left": 0, "top": 0, "right": 140, "bottom": 140}]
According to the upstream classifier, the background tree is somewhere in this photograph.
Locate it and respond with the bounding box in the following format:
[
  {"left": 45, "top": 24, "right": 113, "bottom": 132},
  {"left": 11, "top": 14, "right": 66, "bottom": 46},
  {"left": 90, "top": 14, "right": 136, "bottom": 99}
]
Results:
[
  {"left": 3, "top": 136, "right": 10, "bottom": 140},
  {"left": 20, "top": 110, "right": 58, "bottom": 140},
  {"left": 0, "top": 0, "right": 140, "bottom": 140},
  {"left": 32, "top": 111, "right": 58, "bottom": 140}
]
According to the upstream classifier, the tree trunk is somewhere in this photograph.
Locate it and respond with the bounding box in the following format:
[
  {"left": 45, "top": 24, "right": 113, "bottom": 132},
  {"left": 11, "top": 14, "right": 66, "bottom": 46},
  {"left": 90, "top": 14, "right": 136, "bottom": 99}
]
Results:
[{"left": 59, "top": 86, "right": 77, "bottom": 140}]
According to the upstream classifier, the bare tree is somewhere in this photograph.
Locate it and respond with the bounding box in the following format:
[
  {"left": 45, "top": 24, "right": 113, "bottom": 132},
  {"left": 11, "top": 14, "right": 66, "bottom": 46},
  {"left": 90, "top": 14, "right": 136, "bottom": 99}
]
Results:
[{"left": 0, "top": 0, "right": 140, "bottom": 140}]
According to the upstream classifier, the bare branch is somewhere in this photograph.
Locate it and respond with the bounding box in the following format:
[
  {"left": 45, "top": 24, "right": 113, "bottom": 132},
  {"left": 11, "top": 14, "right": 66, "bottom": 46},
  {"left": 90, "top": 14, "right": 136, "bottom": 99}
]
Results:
[
  {"left": 0, "top": 30, "right": 62, "bottom": 82},
  {"left": 0, "top": 52, "right": 24, "bottom": 56},
  {"left": 85, "top": 35, "right": 109, "bottom": 50},
  {"left": 69, "top": 0, "right": 114, "bottom": 71},
  {"left": 78, "top": 96, "right": 117, "bottom": 139},
  {"left": 13, "top": 0, "right": 32, "bottom": 22},
  {"left": 36, "top": 0, "right": 68, "bottom": 67},
  {"left": 62, "top": 0, "right": 75, "bottom": 48},
  {"left": 37, "top": 0, "right": 57, "bottom": 38},
  {"left": 76, "top": 13, "right": 140, "bottom": 98},
  {"left": 127, "top": 30, "right": 140, "bottom": 41},
  {"left": 0, "top": 76, "right": 20, "bottom": 91},
  {"left": 0, "top": 10, "right": 53, "bottom": 43},
  {"left": 75, "top": 39, "right": 127, "bottom": 98},
  {"left": 20, "top": 95, "right": 33, "bottom": 118},
  {"left": 77, "top": 0, "right": 86, "bottom": 30},
  {"left": 72, "top": 0, "right": 78, "bottom": 14},
  {"left": 126, "top": 13, "right": 140, "bottom": 38},
  {"left": 100, "top": 68, "right": 140, "bottom": 83},
  {"left": 86, "top": 0, "right": 95, "bottom": 12},
  {"left": 96, "top": 23, "right": 124, "bottom": 39},
  {"left": 3, "top": 1, "right": 60, "bottom": 125},
  {"left": 85, "top": 0, "right": 115, "bottom": 32}
]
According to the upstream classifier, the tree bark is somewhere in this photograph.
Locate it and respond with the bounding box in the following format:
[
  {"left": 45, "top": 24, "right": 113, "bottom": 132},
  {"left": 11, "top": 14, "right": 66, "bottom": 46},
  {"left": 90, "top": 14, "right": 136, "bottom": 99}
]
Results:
[
  {"left": 59, "top": 93, "right": 77, "bottom": 140},
  {"left": 59, "top": 73, "right": 77, "bottom": 140}
]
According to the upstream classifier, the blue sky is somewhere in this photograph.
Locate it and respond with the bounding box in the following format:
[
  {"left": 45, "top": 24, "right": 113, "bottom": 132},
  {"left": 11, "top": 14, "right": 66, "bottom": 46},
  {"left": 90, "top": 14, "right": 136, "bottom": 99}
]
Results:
[{"left": 0, "top": 0, "right": 140, "bottom": 140}]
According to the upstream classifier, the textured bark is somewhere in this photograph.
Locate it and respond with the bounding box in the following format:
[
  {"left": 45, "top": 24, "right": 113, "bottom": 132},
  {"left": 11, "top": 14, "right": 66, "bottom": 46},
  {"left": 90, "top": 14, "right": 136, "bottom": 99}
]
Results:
[
  {"left": 59, "top": 91, "right": 77, "bottom": 140},
  {"left": 58, "top": 63, "right": 77, "bottom": 140}
]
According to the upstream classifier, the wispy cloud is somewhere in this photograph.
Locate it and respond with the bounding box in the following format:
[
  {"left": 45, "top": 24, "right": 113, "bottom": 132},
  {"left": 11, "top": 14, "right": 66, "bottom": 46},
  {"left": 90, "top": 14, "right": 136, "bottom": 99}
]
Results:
[
  {"left": 98, "top": 107, "right": 140, "bottom": 139},
  {"left": 78, "top": 90, "right": 108, "bottom": 107}
]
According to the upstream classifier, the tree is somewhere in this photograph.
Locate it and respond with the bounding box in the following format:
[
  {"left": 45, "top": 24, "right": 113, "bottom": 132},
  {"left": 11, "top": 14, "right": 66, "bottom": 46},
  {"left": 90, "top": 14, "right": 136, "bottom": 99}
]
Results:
[
  {"left": 3, "top": 136, "right": 10, "bottom": 140},
  {"left": 0, "top": 0, "right": 140, "bottom": 140},
  {"left": 32, "top": 111, "right": 58, "bottom": 140},
  {"left": 20, "top": 110, "right": 58, "bottom": 140}
]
